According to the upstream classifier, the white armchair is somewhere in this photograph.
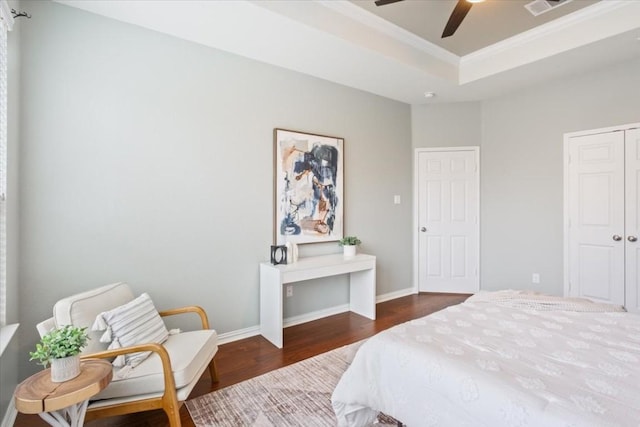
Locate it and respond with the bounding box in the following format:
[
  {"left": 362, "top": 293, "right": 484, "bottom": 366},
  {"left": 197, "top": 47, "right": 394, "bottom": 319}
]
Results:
[{"left": 36, "top": 282, "right": 219, "bottom": 427}]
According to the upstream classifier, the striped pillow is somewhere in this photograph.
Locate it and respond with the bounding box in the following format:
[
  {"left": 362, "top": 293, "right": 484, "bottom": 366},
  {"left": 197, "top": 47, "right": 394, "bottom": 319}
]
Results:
[{"left": 92, "top": 293, "right": 169, "bottom": 368}]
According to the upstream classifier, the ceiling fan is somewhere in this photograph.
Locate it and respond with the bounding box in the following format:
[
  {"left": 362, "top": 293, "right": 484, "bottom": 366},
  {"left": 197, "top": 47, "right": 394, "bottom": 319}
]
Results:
[
  {"left": 374, "top": 0, "right": 482, "bottom": 38},
  {"left": 374, "top": 0, "right": 562, "bottom": 38}
]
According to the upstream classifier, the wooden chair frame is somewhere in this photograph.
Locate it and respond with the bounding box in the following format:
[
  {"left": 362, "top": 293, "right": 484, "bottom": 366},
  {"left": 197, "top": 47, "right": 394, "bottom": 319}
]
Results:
[{"left": 80, "top": 305, "right": 218, "bottom": 427}]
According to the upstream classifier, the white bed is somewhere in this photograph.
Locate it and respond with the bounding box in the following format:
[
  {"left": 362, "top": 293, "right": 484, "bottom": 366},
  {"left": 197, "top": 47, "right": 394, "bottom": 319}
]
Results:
[{"left": 332, "top": 291, "right": 640, "bottom": 427}]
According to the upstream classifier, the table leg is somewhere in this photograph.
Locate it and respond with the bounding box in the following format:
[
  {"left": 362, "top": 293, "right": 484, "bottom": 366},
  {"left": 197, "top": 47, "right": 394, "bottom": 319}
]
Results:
[
  {"left": 260, "top": 266, "right": 284, "bottom": 348},
  {"left": 75, "top": 399, "right": 90, "bottom": 426},
  {"left": 349, "top": 267, "right": 376, "bottom": 319},
  {"left": 37, "top": 399, "right": 89, "bottom": 427}
]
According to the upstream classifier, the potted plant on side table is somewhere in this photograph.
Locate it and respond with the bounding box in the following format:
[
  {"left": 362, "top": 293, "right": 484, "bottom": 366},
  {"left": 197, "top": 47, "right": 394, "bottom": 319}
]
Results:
[
  {"left": 29, "top": 325, "right": 89, "bottom": 382},
  {"left": 339, "top": 236, "right": 361, "bottom": 257}
]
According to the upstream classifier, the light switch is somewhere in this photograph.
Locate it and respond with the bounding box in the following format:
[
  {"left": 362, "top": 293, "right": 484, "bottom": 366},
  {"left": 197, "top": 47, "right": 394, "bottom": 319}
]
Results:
[{"left": 394, "top": 195, "right": 401, "bottom": 204}]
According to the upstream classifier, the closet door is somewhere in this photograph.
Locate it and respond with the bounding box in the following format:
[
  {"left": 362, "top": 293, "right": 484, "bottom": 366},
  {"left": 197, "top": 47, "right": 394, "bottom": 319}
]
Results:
[
  {"left": 625, "top": 128, "right": 640, "bottom": 312},
  {"left": 567, "top": 131, "right": 625, "bottom": 305}
]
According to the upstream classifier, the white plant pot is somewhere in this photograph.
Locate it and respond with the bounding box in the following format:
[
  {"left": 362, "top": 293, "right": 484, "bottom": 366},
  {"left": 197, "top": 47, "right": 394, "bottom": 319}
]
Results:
[
  {"left": 51, "top": 355, "right": 81, "bottom": 382},
  {"left": 343, "top": 245, "right": 356, "bottom": 257}
]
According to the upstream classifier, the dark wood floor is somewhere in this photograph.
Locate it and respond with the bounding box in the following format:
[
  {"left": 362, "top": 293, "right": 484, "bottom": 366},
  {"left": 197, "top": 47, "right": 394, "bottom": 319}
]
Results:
[{"left": 15, "top": 292, "right": 469, "bottom": 427}]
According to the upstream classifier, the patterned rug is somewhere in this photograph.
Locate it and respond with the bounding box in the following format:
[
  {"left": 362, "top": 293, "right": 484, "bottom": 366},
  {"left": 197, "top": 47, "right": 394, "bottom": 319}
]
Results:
[{"left": 186, "top": 341, "right": 400, "bottom": 426}]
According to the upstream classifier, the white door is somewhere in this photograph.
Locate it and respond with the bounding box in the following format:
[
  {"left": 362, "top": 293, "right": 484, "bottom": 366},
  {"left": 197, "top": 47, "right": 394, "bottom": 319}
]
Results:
[
  {"left": 567, "top": 131, "right": 625, "bottom": 305},
  {"left": 417, "top": 148, "right": 479, "bottom": 293},
  {"left": 625, "top": 128, "right": 640, "bottom": 312}
]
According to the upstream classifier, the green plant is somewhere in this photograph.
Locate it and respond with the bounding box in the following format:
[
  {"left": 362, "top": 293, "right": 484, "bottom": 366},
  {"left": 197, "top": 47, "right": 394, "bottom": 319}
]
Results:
[
  {"left": 339, "top": 236, "right": 361, "bottom": 246},
  {"left": 29, "top": 325, "right": 89, "bottom": 368}
]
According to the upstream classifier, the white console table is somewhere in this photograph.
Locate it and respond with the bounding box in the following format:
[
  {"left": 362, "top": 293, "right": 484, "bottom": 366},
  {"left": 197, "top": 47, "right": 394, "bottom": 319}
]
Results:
[{"left": 260, "top": 253, "right": 376, "bottom": 348}]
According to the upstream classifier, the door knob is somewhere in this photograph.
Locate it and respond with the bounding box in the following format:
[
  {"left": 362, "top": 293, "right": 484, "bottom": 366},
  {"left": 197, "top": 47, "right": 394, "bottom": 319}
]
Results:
[
  {"left": 613, "top": 235, "right": 622, "bottom": 241},
  {"left": 628, "top": 236, "right": 638, "bottom": 242},
  {"left": 420, "top": 227, "right": 427, "bottom": 232}
]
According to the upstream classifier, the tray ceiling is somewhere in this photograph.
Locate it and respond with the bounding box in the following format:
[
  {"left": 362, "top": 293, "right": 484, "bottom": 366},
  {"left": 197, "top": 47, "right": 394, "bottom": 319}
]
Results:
[{"left": 54, "top": 0, "right": 640, "bottom": 104}]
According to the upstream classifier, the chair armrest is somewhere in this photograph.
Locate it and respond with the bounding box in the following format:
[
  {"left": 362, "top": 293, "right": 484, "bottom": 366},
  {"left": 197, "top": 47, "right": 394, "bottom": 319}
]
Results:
[
  {"left": 158, "top": 305, "right": 210, "bottom": 330},
  {"left": 81, "top": 343, "right": 176, "bottom": 391}
]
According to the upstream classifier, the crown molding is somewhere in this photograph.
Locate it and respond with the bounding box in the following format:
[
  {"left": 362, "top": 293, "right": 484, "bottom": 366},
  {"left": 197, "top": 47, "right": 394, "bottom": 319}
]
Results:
[
  {"left": 317, "top": 0, "right": 460, "bottom": 65},
  {"left": 53, "top": 0, "right": 640, "bottom": 104},
  {"left": 459, "top": 0, "right": 640, "bottom": 84},
  {"left": 461, "top": 0, "right": 633, "bottom": 66}
]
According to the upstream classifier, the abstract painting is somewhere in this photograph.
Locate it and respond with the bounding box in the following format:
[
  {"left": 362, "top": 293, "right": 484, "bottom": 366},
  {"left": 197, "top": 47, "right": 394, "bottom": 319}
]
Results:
[{"left": 274, "top": 129, "right": 344, "bottom": 245}]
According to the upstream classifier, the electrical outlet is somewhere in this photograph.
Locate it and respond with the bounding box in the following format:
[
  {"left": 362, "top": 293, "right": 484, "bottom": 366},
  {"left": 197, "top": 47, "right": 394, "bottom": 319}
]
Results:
[
  {"left": 532, "top": 273, "right": 540, "bottom": 284},
  {"left": 286, "top": 285, "right": 293, "bottom": 297}
]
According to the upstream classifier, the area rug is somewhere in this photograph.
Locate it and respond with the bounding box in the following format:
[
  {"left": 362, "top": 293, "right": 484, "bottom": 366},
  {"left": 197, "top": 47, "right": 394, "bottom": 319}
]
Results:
[{"left": 186, "top": 341, "right": 400, "bottom": 426}]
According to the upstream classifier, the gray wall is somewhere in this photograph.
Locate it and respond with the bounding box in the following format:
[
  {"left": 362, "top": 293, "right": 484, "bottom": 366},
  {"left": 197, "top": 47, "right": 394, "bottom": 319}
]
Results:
[
  {"left": 16, "top": 1, "right": 412, "bottom": 378},
  {"left": 0, "top": 0, "right": 21, "bottom": 420},
  {"left": 411, "top": 102, "right": 481, "bottom": 149},
  {"left": 412, "top": 58, "right": 640, "bottom": 295},
  {"left": 481, "top": 58, "right": 640, "bottom": 294}
]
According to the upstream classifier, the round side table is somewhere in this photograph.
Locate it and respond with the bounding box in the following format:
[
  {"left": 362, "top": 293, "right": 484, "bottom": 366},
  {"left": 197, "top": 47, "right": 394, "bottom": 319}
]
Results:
[{"left": 15, "top": 359, "right": 112, "bottom": 427}]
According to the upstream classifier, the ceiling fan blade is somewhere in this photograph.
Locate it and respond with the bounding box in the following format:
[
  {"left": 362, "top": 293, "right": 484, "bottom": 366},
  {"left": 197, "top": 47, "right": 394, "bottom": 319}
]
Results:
[
  {"left": 375, "top": 0, "right": 403, "bottom": 6},
  {"left": 442, "top": 0, "right": 473, "bottom": 38}
]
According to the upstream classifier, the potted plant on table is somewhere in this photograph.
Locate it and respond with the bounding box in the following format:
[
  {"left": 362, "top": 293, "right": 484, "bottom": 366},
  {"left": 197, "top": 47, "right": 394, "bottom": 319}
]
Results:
[
  {"left": 339, "top": 236, "right": 361, "bottom": 257},
  {"left": 29, "top": 325, "right": 89, "bottom": 382}
]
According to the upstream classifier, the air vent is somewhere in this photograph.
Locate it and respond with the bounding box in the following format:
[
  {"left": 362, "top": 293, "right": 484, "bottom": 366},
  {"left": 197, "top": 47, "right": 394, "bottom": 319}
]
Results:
[{"left": 525, "top": 0, "right": 573, "bottom": 17}]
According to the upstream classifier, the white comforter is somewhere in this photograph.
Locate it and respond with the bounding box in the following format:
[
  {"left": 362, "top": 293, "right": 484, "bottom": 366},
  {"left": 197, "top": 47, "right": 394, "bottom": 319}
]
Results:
[{"left": 332, "top": 291, "right": 640, "bottom": 426}]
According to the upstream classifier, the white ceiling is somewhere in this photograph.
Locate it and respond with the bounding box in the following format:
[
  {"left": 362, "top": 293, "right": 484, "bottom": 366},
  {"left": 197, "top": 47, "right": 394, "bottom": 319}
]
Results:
[{"left": 55, "top": 0, "right": 640, "bottom": 105}]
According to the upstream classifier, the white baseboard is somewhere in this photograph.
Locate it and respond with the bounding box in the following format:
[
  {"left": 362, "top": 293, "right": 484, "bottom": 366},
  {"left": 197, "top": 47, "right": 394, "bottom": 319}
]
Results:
[
  {"left": 216, "top": 287, "right": 415, "bottom": 346},
  {"left": 283, "top": 303, "right": 350, "bottom": 328},
  {"left": 1, "top": 400, "right": 17, "bottom": 427},
  {"left": 217, "top": 325, "right": 260, "bottom": 345},
  {"left": 376, "top": 287, "right": 416, "bottom": 303}
]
